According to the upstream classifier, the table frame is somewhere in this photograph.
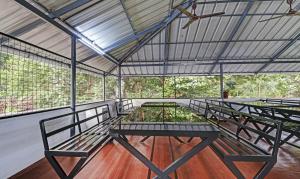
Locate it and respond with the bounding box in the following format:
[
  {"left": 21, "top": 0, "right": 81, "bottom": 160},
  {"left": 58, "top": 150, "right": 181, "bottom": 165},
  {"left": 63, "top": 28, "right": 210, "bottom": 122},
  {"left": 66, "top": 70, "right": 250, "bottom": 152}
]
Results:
[{"left": 110, "top": 122, "right": 219, "bottom": 179}]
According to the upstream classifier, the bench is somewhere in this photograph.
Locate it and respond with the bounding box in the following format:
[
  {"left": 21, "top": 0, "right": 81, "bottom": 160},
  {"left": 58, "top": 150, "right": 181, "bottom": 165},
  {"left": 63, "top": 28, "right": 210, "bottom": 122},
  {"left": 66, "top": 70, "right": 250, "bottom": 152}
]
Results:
[
  {"left": 207, "top": 99, "right": 300, "bottom": 149},
  {"left": 39, "top": 104, "right": 121, "bottom": 178},
  {"left": 262, "top": 98, "right": 300, "bottom": 106},
  {"left": 188, "top": 99, "right": 208, "bottom": 116},
  {"left": 116, "top": 99, "right": 135, "bottom": 115},
  {"left": 206, "top": 103, "right": 283, "bottom": 179}
]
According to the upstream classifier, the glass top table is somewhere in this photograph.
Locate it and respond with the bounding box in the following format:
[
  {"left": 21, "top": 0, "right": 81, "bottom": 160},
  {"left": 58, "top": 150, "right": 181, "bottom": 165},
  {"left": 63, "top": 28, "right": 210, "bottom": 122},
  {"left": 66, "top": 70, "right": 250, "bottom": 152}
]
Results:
[
  {"left": 109, "top": 102, "right": 219, "bottom": 178},
  {"left": 141, "top": 102, "right": 179, "bottom": 107},
  {"left": 122, "top": 104, "right": 207, "bottom": 123}
]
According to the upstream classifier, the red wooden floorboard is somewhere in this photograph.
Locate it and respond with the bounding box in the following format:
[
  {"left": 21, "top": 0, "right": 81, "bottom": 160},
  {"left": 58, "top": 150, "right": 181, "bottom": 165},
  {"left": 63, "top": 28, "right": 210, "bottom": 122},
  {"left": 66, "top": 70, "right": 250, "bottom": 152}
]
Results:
[{"left": 11, "top": 136, "right": 300, "bottom": 179}]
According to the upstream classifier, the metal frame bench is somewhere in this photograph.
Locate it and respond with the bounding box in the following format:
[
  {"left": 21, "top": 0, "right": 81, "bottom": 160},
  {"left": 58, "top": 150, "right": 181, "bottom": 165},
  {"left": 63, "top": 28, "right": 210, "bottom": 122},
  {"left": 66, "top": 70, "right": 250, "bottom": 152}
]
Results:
[
  {"left": 206, "top": 103, "right": 283, "bottom": 179},
  {"left": 261, "top": 98, "right": 300, "bottom": 106},
  {"left": 116, "top": 99, "right": 135, "bottom": 115},
  {"left": 207, "top": 99, "right": 300, "bottom": 149},
  {"left": 109, "top": 122, "right": 219, "bottom": 179},
  {"left": 39, "top": 104, "right": 121, "bottom": 178},
  {"left": 189, "top": 99, "right": 207, "bottom": 115}
]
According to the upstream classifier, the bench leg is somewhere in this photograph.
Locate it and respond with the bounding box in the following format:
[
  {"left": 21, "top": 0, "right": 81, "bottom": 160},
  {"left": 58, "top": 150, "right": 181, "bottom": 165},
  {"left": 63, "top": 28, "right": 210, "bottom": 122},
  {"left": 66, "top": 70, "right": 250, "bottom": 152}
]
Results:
[
  {"left": 45, "top": 153, "right": 87, "bottom": 179},
  {"left": 223, "top": 158, "right": 245, "bottom": 179},
  {"left": 173, "top": 136, "right": 185, "bottom": 143},
  {"left": 254, "top": 161, "right": 275, "bottom": 179},
  {"left": 140, "top": 136, "right": 151, "bottom": 142},
  {"left": 45, "top": 154, "right": 67, "bottom": 178}
]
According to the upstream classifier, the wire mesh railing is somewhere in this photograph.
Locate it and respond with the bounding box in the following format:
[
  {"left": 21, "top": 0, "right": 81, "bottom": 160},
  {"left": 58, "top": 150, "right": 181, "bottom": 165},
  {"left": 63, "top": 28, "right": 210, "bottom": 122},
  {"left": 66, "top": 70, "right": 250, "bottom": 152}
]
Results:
[{"left": 0, "top": 32, "right": 106, "bottom": 117}]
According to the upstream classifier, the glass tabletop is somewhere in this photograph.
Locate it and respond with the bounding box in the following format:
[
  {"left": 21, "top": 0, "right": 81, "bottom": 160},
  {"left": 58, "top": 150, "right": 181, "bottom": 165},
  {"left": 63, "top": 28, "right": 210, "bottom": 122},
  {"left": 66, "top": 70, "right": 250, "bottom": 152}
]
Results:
[
  {"left": 141, "top": 102, "right": 179, "bottom": 107},
  {"left": 121, "top": 105, "right": 206, "bottom": 123}
]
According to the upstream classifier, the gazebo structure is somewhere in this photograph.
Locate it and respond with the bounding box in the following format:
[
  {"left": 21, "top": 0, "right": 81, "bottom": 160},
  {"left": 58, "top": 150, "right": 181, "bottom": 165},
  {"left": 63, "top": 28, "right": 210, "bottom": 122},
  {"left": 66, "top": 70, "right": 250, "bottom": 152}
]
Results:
[{"left": 0, "top": 0, "right": 299, "bottom": 179}]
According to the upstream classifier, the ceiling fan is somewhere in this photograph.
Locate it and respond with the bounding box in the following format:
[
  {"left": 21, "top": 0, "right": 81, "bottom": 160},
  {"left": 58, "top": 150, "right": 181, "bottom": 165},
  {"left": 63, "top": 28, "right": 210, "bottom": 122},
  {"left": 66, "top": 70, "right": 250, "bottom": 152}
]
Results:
[
  {"left": 175, "top": 1, "right": 225, "bottom": 29},
  {"left": 259, "top": 0, "right": 300, "bottom": 22}
]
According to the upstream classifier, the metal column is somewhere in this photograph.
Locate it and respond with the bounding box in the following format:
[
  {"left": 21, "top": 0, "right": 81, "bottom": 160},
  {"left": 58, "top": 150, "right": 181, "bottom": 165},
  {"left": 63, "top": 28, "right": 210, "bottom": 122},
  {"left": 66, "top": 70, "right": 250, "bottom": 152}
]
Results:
[
  {"left": 118, "top": 65, "right": 122, "bottom": 101},
  {"left": 103, "top": 73, "right": 106, "bottom": 101},
  {"left": 70, "top": 36, "right": 76, "bottom": 136},
  {"left": 220, "top": 64, "right": 224, "bottom": 100}
]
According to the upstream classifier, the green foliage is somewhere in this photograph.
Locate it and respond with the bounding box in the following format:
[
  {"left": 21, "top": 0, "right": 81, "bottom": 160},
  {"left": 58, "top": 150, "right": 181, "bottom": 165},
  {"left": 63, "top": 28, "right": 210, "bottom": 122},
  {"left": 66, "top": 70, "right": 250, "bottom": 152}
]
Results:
[
  {"left": 224, "top": 74, "right": 300, "bottom": 98},
  {"left": 105, "top": 75, "right": 118, "bottom": 99},
  {"left": 123, "top": 74, "right": 300, "bottom": 99},
  {"left": 123, "top": 76, "right": 220, "bottom": 98},
  {"left": 76, "top": 71, "right": 103, "bottom": 104},
  {"left": 0, "top": 54, "right": 103, "bottom": 115}
]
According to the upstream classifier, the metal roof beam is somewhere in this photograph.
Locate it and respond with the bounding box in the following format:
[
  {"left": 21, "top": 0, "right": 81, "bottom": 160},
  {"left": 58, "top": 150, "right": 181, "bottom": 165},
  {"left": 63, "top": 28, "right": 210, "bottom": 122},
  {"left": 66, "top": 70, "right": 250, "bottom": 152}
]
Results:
[
  {"left": 121, "top": 70, "right": 300, "bottom": 77},
  {"left": 106, "top": 0, "right": 193, "bottom": 75},
  {"left": 126, "top": 57, "right": 300, "bottom": 63},
  {"left": 179, "top": 12, "right": 289, "bottom": 18},
  {"left": 121, "top": 60, "right": 300, "bottom": 67},
  {"left": 209, "top": 0, "right": 254, "bottom": 74},
  {"left": 256, "top": 32, "right": 300, "bottom": 73},
  {"left": 15, "top": 0, "right": 119, "bottom": 66},
  {"left": 52, "top": 0, "right": 94, "bottom": 17},
  {"left": 146, "top": 39, "right": 296, "bottom": 45},
  {"left": 196, "top": 0, "right": 281, "bottom": 4}
]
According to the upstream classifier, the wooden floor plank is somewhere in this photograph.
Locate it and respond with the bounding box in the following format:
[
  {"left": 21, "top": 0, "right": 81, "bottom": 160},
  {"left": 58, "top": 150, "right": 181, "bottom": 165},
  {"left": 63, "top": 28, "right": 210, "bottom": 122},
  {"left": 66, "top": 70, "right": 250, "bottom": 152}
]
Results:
[
  {"left": 150, "top": 136, "right": 176, "bottom": 179},
  {"left": 11, "top": 136, "right": 300, "bottom": 179}
]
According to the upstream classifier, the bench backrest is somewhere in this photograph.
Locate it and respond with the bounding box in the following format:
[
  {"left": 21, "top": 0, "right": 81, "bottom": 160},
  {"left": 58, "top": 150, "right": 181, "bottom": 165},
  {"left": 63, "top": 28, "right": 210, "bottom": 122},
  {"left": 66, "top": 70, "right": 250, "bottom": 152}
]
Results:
[
  {"left": 116, "top": 99, "right": 134, "bottom": 113},
  {"left": 262, "top": 98, "right": 300, "bottom": 106},
  {"left": 189, "top": 99, "right": 207, "bottom": 114},
  {"left": 39, "top": 104, "right": 111, "bottom": 150},
  {"left": 206, "top": 102, "right": 282, "bottom": 157},
  {"left": 206, "top": 99, "right": 300, "bottom": 127}
]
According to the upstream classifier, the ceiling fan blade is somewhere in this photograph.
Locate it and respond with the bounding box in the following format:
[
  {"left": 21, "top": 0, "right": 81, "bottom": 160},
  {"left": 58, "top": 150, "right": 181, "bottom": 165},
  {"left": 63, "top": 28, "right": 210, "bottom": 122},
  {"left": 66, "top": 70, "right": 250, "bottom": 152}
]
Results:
[
  {"left": 198, "top": 12, "right": 225, "bottom": 19},
  {"left": 258, "top": 15, "right": 285, "bottom": 22},
  {"left": 182, "top": 19, "right": 196, "bottom": 29},
  {"left": 177, "top": 6, "right": 195, "bottom": 18}
]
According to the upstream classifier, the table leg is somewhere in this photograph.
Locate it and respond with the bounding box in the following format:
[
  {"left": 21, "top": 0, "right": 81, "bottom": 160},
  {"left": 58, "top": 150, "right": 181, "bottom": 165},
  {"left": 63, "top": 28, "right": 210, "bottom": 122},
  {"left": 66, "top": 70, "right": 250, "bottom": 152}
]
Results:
[
  {"left": 153, "top": 135, "right": 217, "bottom": 179},
  {"left": 140, "top": 136, "right": 151, "bottom": 142},
  {"left": 112, "top": 134, "right": 168, "bottom": 178}
]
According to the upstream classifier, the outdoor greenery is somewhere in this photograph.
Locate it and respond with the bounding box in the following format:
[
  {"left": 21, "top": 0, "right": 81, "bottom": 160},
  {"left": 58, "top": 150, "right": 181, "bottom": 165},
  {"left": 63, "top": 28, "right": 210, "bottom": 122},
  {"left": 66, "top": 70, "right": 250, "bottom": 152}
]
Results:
[
  {"left": 123, "top": 74, "right": 300, "bottom": 99},
  {"left": 105, "top": 75, "right": 118, "bottom": 100},
  {"left": 76, "top": 70, "right": 103, "bottom": 104},
  {"left": 1, "top": 52, "right": 300, "bottom": 116},
  {"left": 0, "top": 54, "right": 105, "bottom": 116},
  {"left": 123, "top": 106, "right": 206, "bottom": 122}
]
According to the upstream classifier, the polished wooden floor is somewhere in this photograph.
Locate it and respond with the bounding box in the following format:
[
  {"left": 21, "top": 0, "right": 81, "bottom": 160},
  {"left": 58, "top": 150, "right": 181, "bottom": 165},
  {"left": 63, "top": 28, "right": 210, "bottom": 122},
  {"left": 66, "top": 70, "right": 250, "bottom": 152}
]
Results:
[{"left": 12, "top": 136, "right": 300, "bottom": 179}]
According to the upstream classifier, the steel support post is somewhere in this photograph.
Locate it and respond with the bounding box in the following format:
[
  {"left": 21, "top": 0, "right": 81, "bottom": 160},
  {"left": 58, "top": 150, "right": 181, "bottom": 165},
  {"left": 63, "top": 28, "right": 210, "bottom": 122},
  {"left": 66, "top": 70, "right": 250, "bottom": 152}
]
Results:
[
  {"left": 220, "top": 64, "right": 224, "bottom": 100},
  {"left": 71, "top": 35, "right": 76, "bottom": 136},
  {"left": 118, "top": 65, "right": 122, "bottom": 101},
  {"left": 103, "top": 73, "right": 106, "bottom": 101}
]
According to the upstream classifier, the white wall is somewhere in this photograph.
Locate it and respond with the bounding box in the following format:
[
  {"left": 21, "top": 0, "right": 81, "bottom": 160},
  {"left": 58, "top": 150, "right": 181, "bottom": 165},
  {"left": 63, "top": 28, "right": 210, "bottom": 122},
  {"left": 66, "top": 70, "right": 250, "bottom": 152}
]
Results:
[{"left": 0, "top": 100, "right": 116, "bottom": 179}]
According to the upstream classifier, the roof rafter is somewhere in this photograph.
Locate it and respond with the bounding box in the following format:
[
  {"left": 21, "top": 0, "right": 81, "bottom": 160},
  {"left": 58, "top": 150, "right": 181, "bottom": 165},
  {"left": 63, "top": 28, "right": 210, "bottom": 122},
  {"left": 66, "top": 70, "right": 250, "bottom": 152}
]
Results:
[
  {"left": 51, "top": 0, "right": 95, "bottom": 17},
  {"left": 256, "top": 32, "right": 300, "bottom": 73},
  {"left": 106, "top": 0, "right": 194, "bottom": 75},
  {"left": 15, "top": 0, "right": 119, "bottom": 66},
  {"left": 208, "top": 0, "right": 254, "bottom": 74}
]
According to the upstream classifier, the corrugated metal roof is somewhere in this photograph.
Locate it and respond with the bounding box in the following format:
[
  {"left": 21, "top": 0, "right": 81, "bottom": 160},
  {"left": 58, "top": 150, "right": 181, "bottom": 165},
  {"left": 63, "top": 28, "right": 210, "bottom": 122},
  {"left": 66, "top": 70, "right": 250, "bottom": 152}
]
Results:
[{"left": 0, "top": 0, "right": 299, "bottom": 76}]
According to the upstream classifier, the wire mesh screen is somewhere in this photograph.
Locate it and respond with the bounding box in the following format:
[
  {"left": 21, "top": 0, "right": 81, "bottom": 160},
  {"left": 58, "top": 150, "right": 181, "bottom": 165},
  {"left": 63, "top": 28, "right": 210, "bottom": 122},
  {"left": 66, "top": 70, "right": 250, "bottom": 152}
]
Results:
[
  {"left": 105, "top": 75, "right": 118, "bottom": 100},
  {"left": 76, "top": 64, "right": 104, "bottom": 104},
  {"left": 0, "top": 33, "right": 71, "bottom": 117}
]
